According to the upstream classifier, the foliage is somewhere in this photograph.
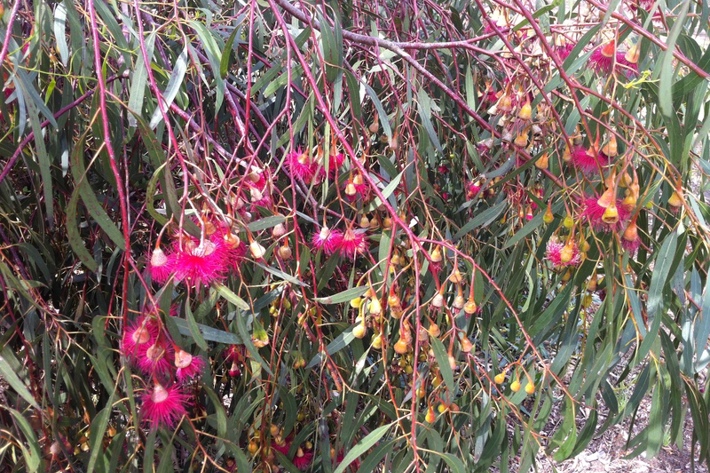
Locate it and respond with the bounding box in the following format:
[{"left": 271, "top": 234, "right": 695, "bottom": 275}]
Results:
[{"left": 1, "top": 0, "right": 710, "bottom": 471}]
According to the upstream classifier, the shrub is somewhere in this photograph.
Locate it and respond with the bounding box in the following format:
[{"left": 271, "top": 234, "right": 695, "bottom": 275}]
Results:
[{"left": 0, "top": 0, "right": 709, "bottom": 471}]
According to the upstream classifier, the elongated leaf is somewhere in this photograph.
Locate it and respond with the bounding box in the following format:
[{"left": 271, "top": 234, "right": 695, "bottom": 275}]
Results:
[
  {"left": 333, "top": 422, "right": 393, "bottom": 473},
  {"left": 172, "top": 317, "right": 243, "bottom": 345},
  {"left": 0, "top": 353, "right": 40, "bottom": 409},
  {"left": 8, "top": 407, "right": 41, "bottom": 472},
  {"left": 149, "top": 46, "right": 188, "bottom": 129},
  {"left": 71, "top": 130, "right": 126, "bottom": 250},
  {"left": 87, "top": 395, "right": 114, "bottom": 473},
  {"left": 306, "top": 326, "right": 355, "bottom": 369},
  {"left": 430, "top": 336, "right": 454, "bottom": 399},
  {"left": 216, "top": 284, "right": 250, "bottom": 311},
  {"left": 315, "top": 286, "right": 368, "bottom": 304}
]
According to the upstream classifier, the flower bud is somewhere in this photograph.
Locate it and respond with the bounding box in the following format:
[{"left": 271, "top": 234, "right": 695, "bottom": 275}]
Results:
[
  {"left": 543, "top": 202, "right": 554, "bottom": 224},
  {"left": 277, "top": 241, "right": 292, "bottom": 260},
  {"left": 602, "top": 204, "right": 619, "bottom": 224},
  {"left": 525, "top": 382, "right": 535, "bottom": 395},
  {"left": 271, "top": 223, "right": 287, "bottom": 238},
  {"left": 601, "top": 135, "right": 617, "bottom": 158},
  {"left": 431, "top": 292, "right": 445, "bottom": 308},
  {"left": 623, "top": 220, "right": 638, "bottom": 242},
  {"left": 352, "top": 323, "right": 367, "bottom": 339},
  {"left": 369, "top": 298, "right": 382, "bottom": 316},
  {"left": 518, "top": 100, "right": 532, "bottom": 120},
  {"left": 463, "top": 298, "right": 477, "bottom": 315},
  {"left": 535, "top": 152, "right": 549, "bottom": 170},
  {"left": 250, "top": 241, "right": 266, "bottom": 259},
  {"left": 494, "top": 372, "right": 506, "bottom": 384},
  {"left": 514, "top": 130, "right": 529, "bottom": 147},
  {"left": 425, "top": 406, "right": 436, "bottom": 423},
  {"left": 393, "top": 338, "right": 409, "bottom": 355},
  {"left": 510, "top": 380, "right": 521, "bottom": 392},
  {"left": 668, "top": 190, "right": 682, "bottom": 208},
  {"left": 371, "top": 333, "right": 383, "bottom": 350}
]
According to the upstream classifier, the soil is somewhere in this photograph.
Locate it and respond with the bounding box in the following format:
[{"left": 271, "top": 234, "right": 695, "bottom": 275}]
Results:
[{"left": 536, "top": 398, "right": 708, "bottom": 473}]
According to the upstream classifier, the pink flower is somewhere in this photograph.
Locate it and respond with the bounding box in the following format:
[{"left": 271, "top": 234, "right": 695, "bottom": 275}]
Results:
[
  {"left": 285, "top": 149, "right": 318, "bottom": 182},
  {"left": 466, "top": 181, "right": 482, "bottom": 199},
  {"left": 555, "top": 43, "right": 575, "bottom": 61},
  {"left": 272, "top": 440, "right": 291, "bottom": 456},
  {"left": 311, "top": 227, "right": 342, "bottom": 255},
  {"left": 137, "top": 339, "right": 174, "bottom": 378},
  {"left": 589, "top": 42, "right": 616, "bottom": 75},
  {"left": 318, "top": 153, "right": 345, "bottom": 179},
  {"left": 545, "top": 238, "right": 581, "bottom": 268},
  {"left": 121, "top": 316, "right": 158, "bottom": 360},
  {"left": 570, "top": 146, "right": 611, "bottom": 174},
  {"left": 148, "top": 247, "right": 174, "bottom": 283},
  {"left": 337, "top": 229, "right": 368, "bottom": 258},
  {"left": 293, "top": 449, "right": 314, "bottom": 470},
  {"left": 174, "top": 349, "right": 205, "bottom": 382},
  {"left": 581, "top": 196, "right": 630, "bottom": 232},
  {"left": 172, "top": 238, "right": 229, "bottom": 286},
  {"left": 616, "top": 52, "right": 639, "bottom": 79},
  {"left": 141, "top": 383, "right": 188, "bottom": 429}
]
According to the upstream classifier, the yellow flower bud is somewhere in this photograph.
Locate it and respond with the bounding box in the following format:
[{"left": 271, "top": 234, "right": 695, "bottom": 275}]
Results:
[
  {"left": 525, "top": 382, "right": 535, "bottom": 395},
  {"left": 510, "top": 380, "right": 521, "bottom": 392}
]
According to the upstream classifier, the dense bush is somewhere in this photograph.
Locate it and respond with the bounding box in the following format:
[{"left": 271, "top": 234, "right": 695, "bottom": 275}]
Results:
[{"left": 1, "top": 0, "right": 709, "bottom": 471}]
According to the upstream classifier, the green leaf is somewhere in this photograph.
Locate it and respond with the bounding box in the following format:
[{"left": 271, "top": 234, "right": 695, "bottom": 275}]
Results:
[
  {"left": 417, "top": 88, "right": 443, "bottom": 153},
  {"left": 87, "top": 395, "right": 114, "bottom": 473},
  {"left": 8, "top": 407, "right": 41, "bottom": 472},
  {"left": 366, "top": 171, "right": 402, "bottom": 212},
  {"left": 247, "top": 215, "right": 286, "bottom": 232},
  {"left": 185, "top": 303, "right": 209, "bottom": 351},
  {"left": 220, "top": 27, "right": 240, "bottom": 79},
  {"left": 306, "top": 326, "right": 356, "bottom": 369},
  {"left": 315, "top": 286, "right": 369, "bottom": 304},
  {"left": 429, "top": 336, "right": 454, "bottom": 399},
  {"left": 356, "top": 439, "right": 397, "bottom": 473},
  {"left": 216, "top": 284, "right": 250, "bottom": 311},
  {"left": 638, "top": 232, "right": 677, "bottom": 359},
  {"left": 657, "top": 1, "right": 689, "bottom": 120},
  {"left": 453, "top": 200, "right": 507, "bottom": 241},
  {"left": 431, "top": 451, "right": 466, "bottom": 473},
  {"left": 171, "top": 317, "right": 243, "bottom": 345},
  {"left": 70, "top": 130, "right": 126, "bottom": 250},
  {"left": 333, "top": 422, "right": 393, "bottom": 473},
  {"left": 149, "top": 46, "right": 187, "bottom": 129},
  {"left": 0, "top": 353, "right": 40, "bottom": 409}
]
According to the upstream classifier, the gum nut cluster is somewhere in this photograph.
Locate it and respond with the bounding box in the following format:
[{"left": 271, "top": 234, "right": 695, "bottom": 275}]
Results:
[{"left": 121, "top": 311, "right": 205, "bottom": 429}]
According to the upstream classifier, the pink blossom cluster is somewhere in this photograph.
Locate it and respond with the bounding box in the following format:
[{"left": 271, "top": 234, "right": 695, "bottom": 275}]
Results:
[
  {"left": 148, "top": 221, "right": 246, "bottom": 287},
  {"left": 272, "top": 438, "right": 314, "bottom": 470},
  {"left": 588, "top": 42, "right": 639, "bottom": 79},
  {"left": 284, "top": 149, "right": 345, "bottom": 183},
  {"left": 570, "top": 146, "right": 613, "bottom": 174},
  {"left": 121, "top": 313, "right": 205, "bottom": 429},
  {"left": 311, "top": 226, "right": 369, "bottom": 258}
]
